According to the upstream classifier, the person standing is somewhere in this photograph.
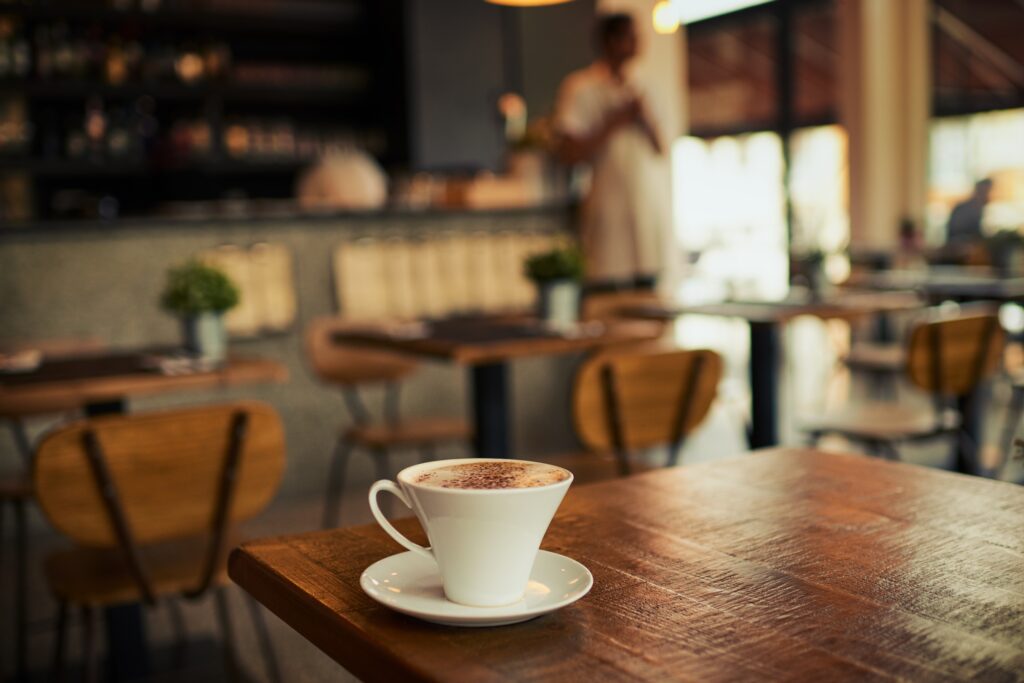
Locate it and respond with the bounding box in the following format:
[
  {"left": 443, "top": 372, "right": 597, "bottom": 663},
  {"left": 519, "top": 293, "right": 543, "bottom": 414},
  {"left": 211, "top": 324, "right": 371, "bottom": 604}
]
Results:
[
  {"left": 553, "top": 13, "right": 666, "bottom": 291},
  {"left": 946, "top": 178, "right": 993, "bottom": 245}
]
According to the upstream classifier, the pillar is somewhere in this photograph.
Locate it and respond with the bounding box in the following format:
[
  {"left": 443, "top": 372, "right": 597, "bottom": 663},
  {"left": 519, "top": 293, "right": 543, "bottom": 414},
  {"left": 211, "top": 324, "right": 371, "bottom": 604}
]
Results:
[{"left": 839, "top": 0, "right": 931, "bottom": 250}]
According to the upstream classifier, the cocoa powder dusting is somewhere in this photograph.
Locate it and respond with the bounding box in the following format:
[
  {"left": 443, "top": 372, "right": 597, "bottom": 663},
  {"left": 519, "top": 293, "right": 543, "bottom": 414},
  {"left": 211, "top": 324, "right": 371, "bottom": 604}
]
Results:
[{"left": 414, "top": 461, "right": 569, "bottom": 490}]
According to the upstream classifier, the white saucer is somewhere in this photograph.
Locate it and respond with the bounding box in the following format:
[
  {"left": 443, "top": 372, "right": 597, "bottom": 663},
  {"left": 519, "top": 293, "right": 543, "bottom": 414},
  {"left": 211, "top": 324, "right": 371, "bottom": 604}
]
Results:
[{"left": 360, "top": 550, "right": 593, "bottom": 627}]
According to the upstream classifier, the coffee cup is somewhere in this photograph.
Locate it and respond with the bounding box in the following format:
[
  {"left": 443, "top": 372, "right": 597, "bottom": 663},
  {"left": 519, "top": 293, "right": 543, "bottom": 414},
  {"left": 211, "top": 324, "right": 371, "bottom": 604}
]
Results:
[{"left": 368, "top": 458, "right": 572, "bottom": 607}]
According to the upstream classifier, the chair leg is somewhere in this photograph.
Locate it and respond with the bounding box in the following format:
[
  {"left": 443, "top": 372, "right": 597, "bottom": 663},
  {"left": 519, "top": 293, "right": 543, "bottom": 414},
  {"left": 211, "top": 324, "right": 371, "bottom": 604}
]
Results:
[
  {"left": 166, "top": 599, "right": 188, "bottom": 670},
  {"left": 418, "top": 444, "right": 435, "bottom": 465},
  {"left": 14, "top": 499, "right": 28, "bottom": 683},
  {"left": 244, "top": 594, "right": 282, "bottom": 683},
  {"left": 666, "top": 439, "right": 685, "bottom": 468},
  {"left": 10, "top": 419, "right": 33, "bottom": 465},
  {"left": 612, "top": 448, "right": 631, "bottom": 477},
  {"left": 879, "top": 441, "right": 901, "bottom": 461},
  {"left": 52, "top": 600, "right": 68, "bottom": 683},
  {"left": 322, "top": 438, "right": 353, "bottom": 530},
  {"left": 80, "top": 606, "right": 98, "bottom": 683},
  {"left": 213, "top": 587, "right": 239, "bottom": 682}
]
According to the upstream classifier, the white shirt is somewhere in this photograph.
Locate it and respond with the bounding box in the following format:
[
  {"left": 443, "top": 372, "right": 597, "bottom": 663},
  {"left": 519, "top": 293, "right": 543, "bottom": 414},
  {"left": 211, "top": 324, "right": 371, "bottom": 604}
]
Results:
[{"left": 555, "top": 62, "right": 666, "bottom": 282}]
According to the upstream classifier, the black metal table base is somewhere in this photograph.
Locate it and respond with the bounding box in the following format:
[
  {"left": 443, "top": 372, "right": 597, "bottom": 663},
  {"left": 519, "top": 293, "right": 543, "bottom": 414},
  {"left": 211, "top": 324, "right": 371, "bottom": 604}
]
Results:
[
  {"left": 471, "top": 363, "right": 511, "bottom": 459},
  {"left": 748, "top": 321, "right": 781, "bottom": 450}
]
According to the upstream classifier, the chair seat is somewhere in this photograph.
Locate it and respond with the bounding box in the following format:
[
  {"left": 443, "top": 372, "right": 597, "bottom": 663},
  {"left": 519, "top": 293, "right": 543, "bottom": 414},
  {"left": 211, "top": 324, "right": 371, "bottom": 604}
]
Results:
[
  {"left": 45, "top": 533, "right": 238, "bottom": 607},
  {"left": 843, "top": 342, "right": 906, "bottom": 372},
  {"left": 346, "top": 417, "right": 471, "bottom": 448},
  {"left": 0, "top": 473, "right": 32, "bottom": 501},
  {"left": 537, "top": 452, "right": 660, "bottom": 486},
  {"left": 802, "top": 403, "right": 960, "bottom": 441}
]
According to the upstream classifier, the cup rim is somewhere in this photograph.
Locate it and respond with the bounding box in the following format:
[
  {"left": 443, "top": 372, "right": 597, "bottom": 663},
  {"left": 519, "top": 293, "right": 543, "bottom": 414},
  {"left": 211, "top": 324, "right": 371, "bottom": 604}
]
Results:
[{"left": 397, "top": 458, "right": 573, "bottom": 495}]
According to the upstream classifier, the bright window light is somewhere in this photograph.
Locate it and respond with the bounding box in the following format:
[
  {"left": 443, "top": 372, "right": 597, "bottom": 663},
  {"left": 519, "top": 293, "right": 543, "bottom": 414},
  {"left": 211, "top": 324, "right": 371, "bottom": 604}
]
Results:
[{"left": 672, "top": 0, "right": 775, "bottom": 24}]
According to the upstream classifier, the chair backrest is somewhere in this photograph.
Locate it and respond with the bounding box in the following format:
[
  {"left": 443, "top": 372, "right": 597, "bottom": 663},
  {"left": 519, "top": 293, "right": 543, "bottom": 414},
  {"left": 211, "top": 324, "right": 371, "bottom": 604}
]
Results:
[
  {"left": 33, "top": 401, "right": 285, "bottom": 548},
  {"left": 573, "top": 347, "right": 723, "bottom": 452},
  {"left": 905, "top": 311, "right": 1005, "bottom": 396},
  {"left": 304, "top": 316, "right": 419, "bottom": 387},
  {"left": 581, "top": 289, "right": 669, "bottom": 338},
  {"left": 581, "top": 289, "right": 661, "bottom": 322}
]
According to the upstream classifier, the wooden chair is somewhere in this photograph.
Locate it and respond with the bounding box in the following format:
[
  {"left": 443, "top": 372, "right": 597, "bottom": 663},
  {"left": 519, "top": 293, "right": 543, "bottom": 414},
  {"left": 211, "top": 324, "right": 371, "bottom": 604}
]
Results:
[
  {"left": 305, "top": 317, "right": 471, "bottom": 528},
  {"left": 32, "top": 401, "right": 286, "bottom": 682},
  {"left": 581, "top": 289, "right": 668, "bottom": 333},
  {"left": 803, "top": 309, "right": 1005, "bottom": 464},
  {"left": 0, "top": 338, "right": 107, "bottom": 683},
  {"left": 556, "top": 346, "right": 722, "bottom": 483}
]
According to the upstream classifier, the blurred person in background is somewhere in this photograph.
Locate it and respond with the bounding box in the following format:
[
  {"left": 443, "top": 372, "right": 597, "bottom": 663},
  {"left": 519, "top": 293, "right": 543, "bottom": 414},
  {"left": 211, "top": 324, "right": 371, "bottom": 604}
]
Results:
[
  {"left": 946, "top": 177, "right": 994, "bottom": 246},
  {"left": 554, "top": 12, "right": 665, "bottom": 292}
]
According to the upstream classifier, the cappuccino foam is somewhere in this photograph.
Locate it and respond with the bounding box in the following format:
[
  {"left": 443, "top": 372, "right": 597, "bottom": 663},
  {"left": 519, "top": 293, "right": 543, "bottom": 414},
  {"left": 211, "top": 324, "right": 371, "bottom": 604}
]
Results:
[{"left": 414, "top": 461, "right": 569, "bottom": 490}]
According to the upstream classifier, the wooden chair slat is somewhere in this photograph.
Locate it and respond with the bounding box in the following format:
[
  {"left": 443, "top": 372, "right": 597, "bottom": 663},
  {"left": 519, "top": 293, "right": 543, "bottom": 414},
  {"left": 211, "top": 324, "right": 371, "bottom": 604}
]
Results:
[
  {"left": 33, "top": 401, "right": 285, "bottom": 547},
  {"left": 304, "top": 316, "right": 419, "bottom": 387},
  {"left": 573, "top": 348, "right": 723, "bottom": 452},
  {"left": 906, "top": 313, "right": 1005, "bottom": 395}
]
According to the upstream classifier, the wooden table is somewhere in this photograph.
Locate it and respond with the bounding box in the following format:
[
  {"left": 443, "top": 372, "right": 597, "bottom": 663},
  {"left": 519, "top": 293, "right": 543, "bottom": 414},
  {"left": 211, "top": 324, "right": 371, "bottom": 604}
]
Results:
[
  {"left": 0, "top": 347, "right": 287, "bottom": 681},
  {"left": 0, "top": 348, "right": 288, "bottom": 416},
  {"left": 627, "top": 290, "right": 924, "bottom": 449},
  {"left": 334, "top": 318, "right": 661, "bottom": 459},
  {"left": 230, "top": 448, "right": 1024, "bottom": 682},
  {"left": 850, "top": 267, "right": 1024, "bottom": 303}
]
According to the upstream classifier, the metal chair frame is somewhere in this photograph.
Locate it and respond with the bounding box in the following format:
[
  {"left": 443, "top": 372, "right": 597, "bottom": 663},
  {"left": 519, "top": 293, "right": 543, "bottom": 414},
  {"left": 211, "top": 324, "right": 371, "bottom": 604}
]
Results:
[{"left": 48, "top": 410, "right": 281, "bottom": 683}]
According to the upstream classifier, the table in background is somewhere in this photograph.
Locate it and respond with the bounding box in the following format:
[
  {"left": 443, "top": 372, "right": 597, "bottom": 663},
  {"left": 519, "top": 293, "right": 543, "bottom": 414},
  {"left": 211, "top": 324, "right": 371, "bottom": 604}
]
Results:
[
  {"left": 850, "top": 267, "right": 1024, "bottom": 303},
  {"left": 626, "top": 290, "right": 924, "bottom": 449},
  {"left": 0, "top": 348, "right": 288, "bottom": 681},
  {"left": 230, "top": 448, "right": 1024, "bottom": 682},
  {"left": 334, "top": 318, "right": 662, "bottom": 459}
]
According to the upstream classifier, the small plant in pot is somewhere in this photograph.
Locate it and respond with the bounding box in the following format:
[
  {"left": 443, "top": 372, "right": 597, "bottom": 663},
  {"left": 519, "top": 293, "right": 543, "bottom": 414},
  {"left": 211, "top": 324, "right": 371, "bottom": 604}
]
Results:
[
  {"left": 160, "top": 260, "right": 239, "bottom": 363},
  {"left": 524, "top": 246, "right": 584, "bottom": 329}
]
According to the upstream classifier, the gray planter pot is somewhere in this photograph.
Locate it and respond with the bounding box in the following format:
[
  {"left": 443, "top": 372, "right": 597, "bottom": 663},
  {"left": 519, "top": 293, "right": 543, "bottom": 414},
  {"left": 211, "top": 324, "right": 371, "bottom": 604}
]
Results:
[
  {"left": 181, "top": 311, "right": 227, "bottom": 362},
  {"left": 536, "top": 279, "right": 581, "bottom": 330}
]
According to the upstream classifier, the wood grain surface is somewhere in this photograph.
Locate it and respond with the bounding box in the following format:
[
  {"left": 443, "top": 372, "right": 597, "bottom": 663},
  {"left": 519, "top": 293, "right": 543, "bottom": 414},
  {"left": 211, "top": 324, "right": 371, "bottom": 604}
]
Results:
[
  {"left": 229, "top": 449, "right": 1024, "bottom": 682},
  {"left": 333, "top": 319, "right": 664, "bottom": 365},
  {"left": 626, "top": 290, "right": 924, "bottom": 324},
  {"left": 34, "top": 401, "right": 286, "bottom": 546},
  {"left": 0, "top": 354, "right": 287, "bottom": 416}
]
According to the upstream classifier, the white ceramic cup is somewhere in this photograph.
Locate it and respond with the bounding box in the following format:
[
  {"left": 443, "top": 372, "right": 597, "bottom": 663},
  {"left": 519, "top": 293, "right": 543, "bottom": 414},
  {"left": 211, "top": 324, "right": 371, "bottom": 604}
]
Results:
[{"left": 368, "top": 458, "right": 572, "bottom": 607}]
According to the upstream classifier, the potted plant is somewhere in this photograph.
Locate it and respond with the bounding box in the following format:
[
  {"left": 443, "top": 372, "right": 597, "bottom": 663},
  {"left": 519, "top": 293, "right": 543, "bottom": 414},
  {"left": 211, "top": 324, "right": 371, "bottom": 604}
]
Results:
[
  {"left": 160, "top": 260, "right": 240, "bottom": 362},
  {"left": 524, "top": 245, "right": 584, "bottom": 329}
]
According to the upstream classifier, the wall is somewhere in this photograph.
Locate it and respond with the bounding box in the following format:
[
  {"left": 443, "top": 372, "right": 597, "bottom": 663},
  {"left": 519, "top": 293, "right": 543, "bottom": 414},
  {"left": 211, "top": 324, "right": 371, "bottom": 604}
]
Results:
[
  {"left": 406, "top": 0, "right": 508, "bottom": 171},
  {"left": 0, "top": 210, "right": 579, "bottom": 509},
  {"left": 515, "top": 0, "right": 598, "bottom": 118},
  {"left": 405, "top": 0, "right": 598, "bottom": 171}
]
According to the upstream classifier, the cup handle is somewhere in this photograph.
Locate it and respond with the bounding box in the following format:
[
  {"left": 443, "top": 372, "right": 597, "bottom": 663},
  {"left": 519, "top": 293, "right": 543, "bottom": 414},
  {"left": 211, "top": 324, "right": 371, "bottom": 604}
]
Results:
[{"left": 368, "top": 480, "right": 434, "bottom": 563}]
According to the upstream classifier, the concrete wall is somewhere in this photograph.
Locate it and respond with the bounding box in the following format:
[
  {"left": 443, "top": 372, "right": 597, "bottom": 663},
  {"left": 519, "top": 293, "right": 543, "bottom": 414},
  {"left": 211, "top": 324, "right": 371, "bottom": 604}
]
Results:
[
  {"left": 0, "top": 209, "right": 581, "bottom": 508},
  {"left": 406, "top": 0, "right": 508, "bottom": 171}
]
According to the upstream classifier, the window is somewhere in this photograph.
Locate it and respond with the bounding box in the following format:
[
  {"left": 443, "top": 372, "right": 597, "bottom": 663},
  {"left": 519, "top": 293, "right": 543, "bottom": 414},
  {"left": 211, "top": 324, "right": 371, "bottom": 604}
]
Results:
[
  {"left": 673, "top": 132, "right": 788, "bottom": 301},
  {"left": 927, "top": 108, "right": 1024, "bottom": 243},
  {"left": 675, "top": 0, "right": 846, "bottom": 300}
]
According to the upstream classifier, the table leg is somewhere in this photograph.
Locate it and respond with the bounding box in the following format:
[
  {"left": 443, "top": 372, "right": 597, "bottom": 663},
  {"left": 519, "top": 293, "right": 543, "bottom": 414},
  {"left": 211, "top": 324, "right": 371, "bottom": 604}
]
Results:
[
  {"left": 85, "top": 397, "right": 152, "bottom": 681},
  {"left": 471, "top": 363, "right": 511, "bottom": 459},
  {"left": 748, "top": 321, "right": 780, "bottom": 450}
]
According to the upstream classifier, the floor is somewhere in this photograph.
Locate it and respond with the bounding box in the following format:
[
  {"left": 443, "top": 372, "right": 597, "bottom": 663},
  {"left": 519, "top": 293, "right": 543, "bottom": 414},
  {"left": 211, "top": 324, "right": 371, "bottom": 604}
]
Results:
[{"left": 2, "top": 316, "right": 1021, "bottom": 682}]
